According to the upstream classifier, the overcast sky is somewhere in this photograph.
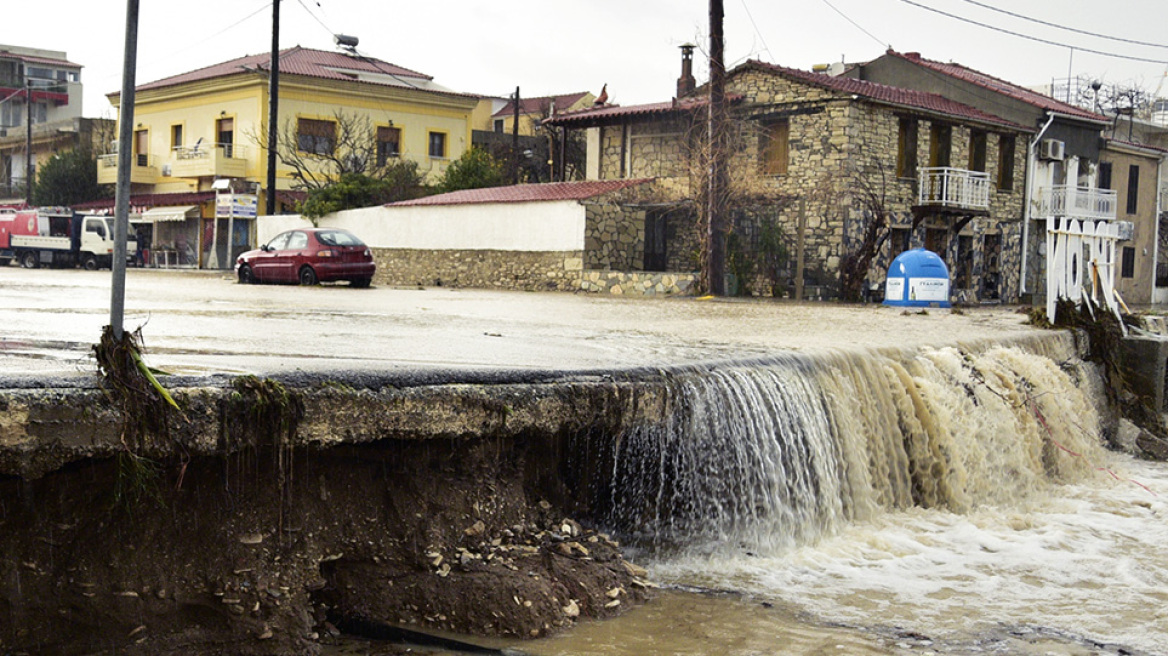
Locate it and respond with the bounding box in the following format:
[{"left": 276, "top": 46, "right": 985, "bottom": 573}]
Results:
[{"left": 4, "top": 0, "right": 1167, "bottom": 119}]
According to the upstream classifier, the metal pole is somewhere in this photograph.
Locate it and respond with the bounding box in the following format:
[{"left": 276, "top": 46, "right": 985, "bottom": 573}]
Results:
[
  {"left": 25, "top": 78, "right": 32, "bottom": 206},
  {"left": 707, "top": 0, "right": 727, "bottom": 296},
  {"left": 110, "top": 0, "right": 139, "bottom": 339},
  {"left": 265, "top": 0, "right": 280, "bottom": 215},
  {"left": 512, "top": 86, "right": 520, "bottom": 184}
]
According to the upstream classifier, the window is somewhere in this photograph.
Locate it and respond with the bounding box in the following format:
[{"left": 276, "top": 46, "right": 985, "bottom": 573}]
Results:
[
  {"left": 30, "top": 103, "right": 46, "bottom": 124},
  {"left": 968, "top": 129, "right": 987, "bottom": 173},
  {"left": 1127, "top": 164, "right": 1140, "bottom": 215},
  {"left": 217, "top": 118, "right": 235, "bottom": 157},
  {"left": 1098, "top": 162, "right": 1112, "bottom": 189},
  {"left": 929, "top": 124, "right": 952, "bottom": 168},
  {"left": 134, "top": 129, "right": 149, "bottom": 167},
  {"left": 266, "top": 232, "right": 292, "bottom": 251},
  {"left": 428, "top": 131, "right": 447, "bottom": 158},
  {"left": 318, "top": 230, "right": 365, "bottom": 247},
  {"left": 897, "top": 118, "right": 918, "bottom": 179},
  {"left": 171, "top": 124, "right": 183, "bottom": 151},
  {"left": 997, "top": 135, "right": 1015, "bottom": 191},
  {"left": 286, "top": 231, "right": 309, "bottom": 250},
  {"left": 297, "top": 118, "right": 336, "bottom": 155},
  {"left": 494, "top": 119, "right": 505, "bottom": 133},
  {"left": 760, "top": 120, "right": 789, "bottom": 176},
  {"left": 1, "top": 102, "right": 20, "bottom": 127},
  {"left": 376, "top": 126, "right": 401, "bottom": 166},
  {"left": 1122, "top": 246, "right": 1135, "bottom": 278}
]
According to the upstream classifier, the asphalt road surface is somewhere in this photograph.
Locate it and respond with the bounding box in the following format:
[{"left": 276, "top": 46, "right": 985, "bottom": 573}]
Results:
[{"left": 0, "top": 266, "right": 1044, "bottom": 379}]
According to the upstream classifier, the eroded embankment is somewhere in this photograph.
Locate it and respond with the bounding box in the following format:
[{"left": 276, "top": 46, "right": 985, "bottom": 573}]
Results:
[
  {"left": 0, "top": 327, "right": 1137, "bottom": 655},
  {"left": 0, "top": 373, "right": 666, "bottom": 655}
]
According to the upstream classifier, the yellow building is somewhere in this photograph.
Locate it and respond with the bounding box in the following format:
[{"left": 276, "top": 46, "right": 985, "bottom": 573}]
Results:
[
  {"left": 90, "top": 46, "right": 480, "bottom": 268},
  {"left": 476, "top": 92, "right": 596, "bottom": 137}
]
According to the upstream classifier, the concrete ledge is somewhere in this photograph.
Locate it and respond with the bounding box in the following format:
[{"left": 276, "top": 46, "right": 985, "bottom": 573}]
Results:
[{"left": 1119, "top": 334, "right": 1168, "bottom": 412}]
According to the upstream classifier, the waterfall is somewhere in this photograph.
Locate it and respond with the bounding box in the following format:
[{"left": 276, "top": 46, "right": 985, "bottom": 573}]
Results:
[{"left": 603, "top": 331, "right": 1110, "bottom": 557}]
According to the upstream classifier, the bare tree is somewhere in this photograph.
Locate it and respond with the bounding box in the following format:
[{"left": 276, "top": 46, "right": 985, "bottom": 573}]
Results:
[
  {"left": 839, "top": 161, "right": 895, "bottom": 302},
  {"left": 251, "top": 110, "right": 411, "bottom": 191}
]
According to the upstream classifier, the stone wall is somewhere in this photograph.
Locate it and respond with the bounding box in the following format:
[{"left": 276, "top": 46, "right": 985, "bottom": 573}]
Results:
[
  {"left": 583, "top": 201, "right": 700, "bottom": 274},
  {"left": 578, "top": 270, "right": 697, "bottom": 296},
  {"left": 584, "top": 203, "right": 645, "bottom": 270},
  {"left": 597, "top": 118, "right": 693, "bottom": 182},
  {"left": 372, "top": 248, "right": 583, "bottom": 292}
]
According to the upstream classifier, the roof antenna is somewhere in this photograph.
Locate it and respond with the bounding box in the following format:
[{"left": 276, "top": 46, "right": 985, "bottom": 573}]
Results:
[{"left": 335, "top": 34, "right": 359, "bottom": 55}]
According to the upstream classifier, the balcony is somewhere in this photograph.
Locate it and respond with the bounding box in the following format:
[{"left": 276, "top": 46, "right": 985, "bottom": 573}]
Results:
[
  {"left": 1037, "top": 185, "right": 1117, "bottom": 221},
  {"left": 97, "top": 153, "right": 159, "bottom": 185},
  {"left": 170, "top": 142, "right": 249, "bottom": 179},
  {"left": 917, "top": 167, "right": 991, "bottom": 213}
]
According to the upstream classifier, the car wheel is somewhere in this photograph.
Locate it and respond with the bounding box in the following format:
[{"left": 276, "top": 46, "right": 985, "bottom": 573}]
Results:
[
  {"left": 298, "top": 266, "right": 319, "bottom": 286},
  {"left": 0, "top": 258, "right": 11, "bottom": 268},
  {"left": 20, "top": 252, "right": 38, "bottom": 269},
  {"left": 350, "top": 277, "right": 372, "bottom": 288},
  {"left": 238, "top": 264, "right": 257, "bottom": 284},
  {"left": 82, "top": 255, "right": 99, "bottom": 271}
]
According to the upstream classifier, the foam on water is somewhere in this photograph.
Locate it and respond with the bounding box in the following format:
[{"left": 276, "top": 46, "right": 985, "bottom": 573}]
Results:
[{"left": 602, "top": 331, "right": 1168, "bottom": 652}]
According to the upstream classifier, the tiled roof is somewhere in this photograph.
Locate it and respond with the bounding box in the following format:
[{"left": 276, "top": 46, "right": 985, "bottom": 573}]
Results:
[
  {"left": 0, "top": 50, "right": 81, "bottom": 69},
  {"left": 126, "top": 47, "right": 475, "bottom": 97},
  {"left": 492, "top": 92, "right": 592, "bottom": 118},
  {"left": 71, "top": 192, "right": 216, "bottom": 211},
  {"left": 738, "top": 60, "right": 1032, "bottom": 131},
  {"left": 71, "top": 190, "right": 308, "bottom": 211},
  {"left": 543, "top": 96, "right": 717, "bottom": 127},
  {"left": 885, "top": 50, "right": 1108, "bottom": 124},
  {"left": 388, "top": 179, "right": 654, "bottom": 207},
  {"left": 1105, "top": 137, "right": 1168, "bottom": 154}
]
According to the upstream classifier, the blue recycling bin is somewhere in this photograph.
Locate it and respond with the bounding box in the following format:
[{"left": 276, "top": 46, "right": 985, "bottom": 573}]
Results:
[{"left": 883, "top": 248, "right": 951, "bottom": 308}]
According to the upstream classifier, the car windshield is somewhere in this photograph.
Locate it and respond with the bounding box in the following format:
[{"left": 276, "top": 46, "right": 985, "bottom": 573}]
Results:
[{"left": 317, "top": 230, "right": 364, "bottom": 247}]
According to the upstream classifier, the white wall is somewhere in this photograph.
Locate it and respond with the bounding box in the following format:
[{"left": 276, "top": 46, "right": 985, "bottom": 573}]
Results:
[
  {"left": 256, "top": 214, "right": 312, "bottom": 246},
  {"left": 256, "top": 200, "right": 587, "bottom": 252},
  {"left": 331, "top": 201, "right": 587, "bottom": 251}
]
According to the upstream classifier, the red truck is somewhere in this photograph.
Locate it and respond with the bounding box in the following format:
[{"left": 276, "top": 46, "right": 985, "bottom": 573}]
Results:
[{"left": 0, "top": 206, "right": 136, "bottom": 270}]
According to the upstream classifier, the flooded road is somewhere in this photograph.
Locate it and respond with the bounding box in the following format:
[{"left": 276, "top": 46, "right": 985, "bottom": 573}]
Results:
[
  {"left": 0, "top": 267, "right": 1040, "bottom": 377},
  {"left": 4, "top": 266, "right": 1165, "bottom": 656}
]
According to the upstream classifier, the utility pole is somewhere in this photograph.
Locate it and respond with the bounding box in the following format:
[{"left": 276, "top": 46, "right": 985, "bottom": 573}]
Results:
[
  {"left": 707, "top": 0, "right": 728, "bottom": 296},
  {"left": 24, "top": 78, "right": 32, "bottom": 206},
  {"left": 266, "top": 0, "right": 280, "bottom": 215},
  {"left": 110, "top": 0, "right": 140, "bottom": 339},
  {"left": 512, "top": 86, "right": 520, "bottom": 185}
]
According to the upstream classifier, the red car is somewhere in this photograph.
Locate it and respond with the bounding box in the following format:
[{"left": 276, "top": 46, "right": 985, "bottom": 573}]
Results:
[{"left": 236, "top": 228, "right": 375, "bottom": 287}]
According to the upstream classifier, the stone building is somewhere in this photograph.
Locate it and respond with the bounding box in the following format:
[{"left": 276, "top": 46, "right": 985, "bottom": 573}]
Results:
[
  {"left": 846, "top": 50, "right": 1116, "bottom": 306},
  {"left": 546, "top": 59, "right": 1032, "bottom": 301}
]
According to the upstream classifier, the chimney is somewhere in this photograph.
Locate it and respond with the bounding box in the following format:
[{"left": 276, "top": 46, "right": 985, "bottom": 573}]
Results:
[{"left": 677, "top": 43, "right": 697, "bottom": 98}]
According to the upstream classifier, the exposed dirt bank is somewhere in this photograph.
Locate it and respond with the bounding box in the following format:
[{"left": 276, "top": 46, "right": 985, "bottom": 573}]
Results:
[{"left": 0, "top": 436, "right": 650, "bottom": 654}]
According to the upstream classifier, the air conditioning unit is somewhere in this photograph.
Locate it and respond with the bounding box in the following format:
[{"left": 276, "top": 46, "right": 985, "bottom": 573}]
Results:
[
  {"left": 161, "top": 163, "right": 172, "bottom": 177},
  {"left": 1039, "top": 139, "right": 1065, "bottom": 161}
]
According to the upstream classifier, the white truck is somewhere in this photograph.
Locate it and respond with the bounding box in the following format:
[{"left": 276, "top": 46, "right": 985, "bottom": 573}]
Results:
[{"left": 0, "top": 207, "right": 136, "bottom": 270}]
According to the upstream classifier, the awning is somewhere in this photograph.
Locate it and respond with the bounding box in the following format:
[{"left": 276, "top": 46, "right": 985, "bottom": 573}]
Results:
[{"left": 141, "top": 205, "right": 198, "bottom": 223}]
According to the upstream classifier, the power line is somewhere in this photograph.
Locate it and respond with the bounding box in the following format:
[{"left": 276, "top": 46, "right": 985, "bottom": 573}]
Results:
[
  {"left": 821, "top": 0, "right": 887, "bottom": 49},
  {"left": 956, "top": 0, "right": 1168, "bottom": 50},
  {"left": 151, "top": 2, "right": 272, "bottom": 69},
  {"left": 739, "top": 0, "right": 773, "bottom": 61},
  {"left": 294, "top": 0, "right": 335, "bottom": 37},
  {"left": 896, "top": 0, "right": 1168, "bottom": 65}
]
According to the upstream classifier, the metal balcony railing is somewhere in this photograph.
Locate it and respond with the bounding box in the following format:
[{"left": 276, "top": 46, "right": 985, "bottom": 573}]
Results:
[
  {"left": 173, "top": 142, "right": 248, "bottom": 160},
  {"left": 918, "top": 167, "right": 991, "bottom": 211},
  {"left": 1039, "top": 185, "right": 1117, "bottom": 221}
]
